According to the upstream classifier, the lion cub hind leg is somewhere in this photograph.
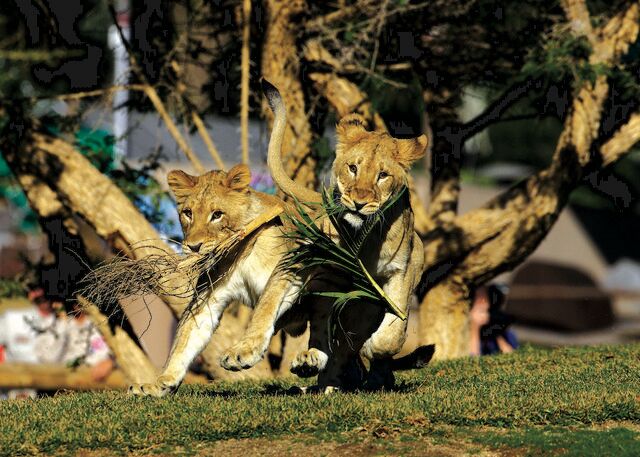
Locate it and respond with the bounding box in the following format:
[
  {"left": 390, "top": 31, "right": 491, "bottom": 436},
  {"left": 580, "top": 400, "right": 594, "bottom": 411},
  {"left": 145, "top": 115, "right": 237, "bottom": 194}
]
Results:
[{"left": 290, "top": 298, "right": 331, "bottom": 378}]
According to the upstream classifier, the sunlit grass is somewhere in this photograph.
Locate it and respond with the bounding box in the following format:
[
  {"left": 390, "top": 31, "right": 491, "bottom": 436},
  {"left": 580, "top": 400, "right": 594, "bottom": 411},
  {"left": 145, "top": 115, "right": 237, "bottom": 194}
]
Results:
[{"left": 0, "top": 343, "right": 638, "bottom": 455}]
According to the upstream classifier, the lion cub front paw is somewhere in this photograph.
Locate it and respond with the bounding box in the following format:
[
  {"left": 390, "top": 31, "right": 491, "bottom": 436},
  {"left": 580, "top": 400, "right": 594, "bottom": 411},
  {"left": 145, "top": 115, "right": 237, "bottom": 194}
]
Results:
[
  {"left": 128, "top": 375, "right": 178, "bottom": 398},
  {"left": 220, "top": 340, "right": 264, "bottom": 371},
  {"left": 290, "top": 348, "right": 328, "bottom": 378}
]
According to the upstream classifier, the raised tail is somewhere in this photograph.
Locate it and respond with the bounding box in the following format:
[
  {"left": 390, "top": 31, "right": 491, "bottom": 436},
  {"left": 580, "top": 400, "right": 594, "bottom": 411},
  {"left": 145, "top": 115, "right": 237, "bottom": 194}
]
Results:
[{"left": 262, "top": 79, "right": 321, "bottom": 205}]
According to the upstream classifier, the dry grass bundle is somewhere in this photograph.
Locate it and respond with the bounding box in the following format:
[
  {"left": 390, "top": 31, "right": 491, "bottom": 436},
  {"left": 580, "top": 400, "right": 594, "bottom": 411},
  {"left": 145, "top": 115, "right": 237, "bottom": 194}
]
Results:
[
  {"left": 78, "top": 205, "right": 285, "bottom": 314},
  {"left": 78, "top": 236, "right": 237, "bottom": 312}
]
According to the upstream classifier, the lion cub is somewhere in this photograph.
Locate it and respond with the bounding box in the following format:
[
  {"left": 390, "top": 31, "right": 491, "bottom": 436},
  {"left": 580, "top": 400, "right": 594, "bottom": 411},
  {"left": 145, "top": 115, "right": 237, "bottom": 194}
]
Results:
[
  {"left": 129, "top": 164, "right": 303, "bottom": 397},
  {"left": 220, "top": 80, "right": 427, "bottom": 389}
]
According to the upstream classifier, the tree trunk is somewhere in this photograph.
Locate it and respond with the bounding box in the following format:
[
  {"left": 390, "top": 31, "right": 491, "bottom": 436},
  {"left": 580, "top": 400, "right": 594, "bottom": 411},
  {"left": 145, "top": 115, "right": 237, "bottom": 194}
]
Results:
[
  {"left": 416, "top": 1, "right": 640, "bottom": 358},
  {"left": 419, "top": 277, "right": 470, "bottom": 360},
  {"left": 0, "top": 131, "right": 160, "bottom": 382},
  {"left": 0, "top": 126, "right": 250, "bottom": 379},
  {"left": 79, "top": 297, "right": 157, "bottom": 384},
  {"left": 261, "top": 0, "right": 317, "bottom": 190},
  {"left": 0, "top": 364, "right": 131, "bottom": 390}
]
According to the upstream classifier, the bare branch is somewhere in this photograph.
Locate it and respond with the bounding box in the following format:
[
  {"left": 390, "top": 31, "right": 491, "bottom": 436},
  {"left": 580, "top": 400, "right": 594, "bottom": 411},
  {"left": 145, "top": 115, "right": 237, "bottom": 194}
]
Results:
[
  {"left": 240, "top": 0, "right": 252, "bottom": 165},
  {"left": 433, "top": 1, "right": 640, "bottom": 284},
  {"left": 141, "top": 85, "right": 206, "bottom": 173},
  {"left": 191, "top": 112, "right": 226, "bottom": 170},
  {"left": 595, "top": 2, "right": 640, "bottom": 63},
  {"left": 560, "top": 0, "right": 595, "bottom": 42},
  {"left": 458, "top": 78, "right": 543, "bottom": 140},
  {"left": 52, "top": 85, "right": 147, "bottom": 101},
  {"left": 307, "top": 72, "right": 385, "bottom": 130},
  {"left": 0, "top": 48, "right": 83, "bottom": 61},
  {"left": 305, "top": 2, "right": 371, "bottom": 31},
  {"left": 601, "top": 111, "right": 640, "bottom": 166},
  {"left": 556, "top": 3, "right": 639, "bottom": 166},
  {"left": 109, "top": 5, "right": 205, "bottom": 174},
  {"left": 304, "top": 38, "right": 410, "bottom": 89}
]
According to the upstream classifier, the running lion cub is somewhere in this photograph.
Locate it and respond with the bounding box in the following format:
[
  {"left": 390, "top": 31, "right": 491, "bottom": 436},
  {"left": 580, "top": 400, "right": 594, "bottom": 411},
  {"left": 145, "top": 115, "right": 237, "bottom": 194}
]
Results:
[
  {"left": 220, "top": 80, "right": 428, "bottom": 389},
  {"left": 128, "top": 164, "right": 307, "bottom": 397}
]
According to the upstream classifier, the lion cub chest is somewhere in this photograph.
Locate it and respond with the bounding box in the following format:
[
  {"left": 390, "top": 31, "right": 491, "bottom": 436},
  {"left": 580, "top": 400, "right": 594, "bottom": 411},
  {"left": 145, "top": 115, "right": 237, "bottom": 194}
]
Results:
[{"left": 216, "top": 226, "right": 286, "bottom": 307}]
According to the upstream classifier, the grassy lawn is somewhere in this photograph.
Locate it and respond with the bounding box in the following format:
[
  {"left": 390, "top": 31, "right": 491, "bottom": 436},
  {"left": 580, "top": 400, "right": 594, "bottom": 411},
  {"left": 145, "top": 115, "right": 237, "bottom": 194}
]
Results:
[{"left": 1, "top": 343, "right": 638, "bottom": 456}]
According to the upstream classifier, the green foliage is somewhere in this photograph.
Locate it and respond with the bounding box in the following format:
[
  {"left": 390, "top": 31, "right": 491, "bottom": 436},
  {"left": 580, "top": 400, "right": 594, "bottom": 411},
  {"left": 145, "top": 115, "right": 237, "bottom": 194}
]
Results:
[
  {"left": 283, "top": 187, "right": 409, "bottom": 343},
  {"left": 521, "top": 24, "right": 640, "bottom": 98},
  {"left": 0, "top": 119, "right": 177, "bottom": 237},
  {"left": 108, "top": 153, "right": 178, "bottom": 236},
  {"left": 521, "top": 27, "right": 593, "bottom": 86},
  {"left": 0, "top": 344, "right": 637, "bottom": 455},
  {"left": 0, "top": 278, "right": 25, "bottom": 299},
  {"left": 74, "top": 127, "right": 117, "bottom": 174},
  {"left": 0, "top": 154, "right": 39, "bottom": 232}
]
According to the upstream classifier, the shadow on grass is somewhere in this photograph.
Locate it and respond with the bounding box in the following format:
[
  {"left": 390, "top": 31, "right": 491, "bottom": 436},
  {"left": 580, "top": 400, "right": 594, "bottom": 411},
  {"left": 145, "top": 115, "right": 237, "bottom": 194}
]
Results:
[{"left": 176, "top": 380, "right": 314, "bottom": 398}]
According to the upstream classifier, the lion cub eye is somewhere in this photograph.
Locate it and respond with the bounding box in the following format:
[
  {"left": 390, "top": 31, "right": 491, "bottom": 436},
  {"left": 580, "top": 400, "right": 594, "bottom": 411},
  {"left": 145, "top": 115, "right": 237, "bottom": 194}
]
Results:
[
  {"left": 348, "top": 164, "right": 357, "bottom": 174},
  {"left": 378, "top": 171, "right": 389, "bottom": 180},
  {"left": 182, "top": 208, "right": 192, "bottom": 220},
  {"left": 210, "top": 210, "right": 224, "bottom": 222}
]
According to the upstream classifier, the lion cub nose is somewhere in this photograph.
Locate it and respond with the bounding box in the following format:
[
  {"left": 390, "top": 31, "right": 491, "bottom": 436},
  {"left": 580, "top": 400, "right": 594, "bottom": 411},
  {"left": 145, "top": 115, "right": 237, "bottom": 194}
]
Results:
[{"left": 187, "top": 242, "right": 202, "bottom": 253}]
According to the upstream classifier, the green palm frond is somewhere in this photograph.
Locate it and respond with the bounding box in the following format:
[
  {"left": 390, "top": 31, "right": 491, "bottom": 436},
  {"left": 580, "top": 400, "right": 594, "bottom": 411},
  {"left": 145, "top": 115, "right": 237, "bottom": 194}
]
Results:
[{"left": 283, "top": 186, "right": 409, "bottom": 345}]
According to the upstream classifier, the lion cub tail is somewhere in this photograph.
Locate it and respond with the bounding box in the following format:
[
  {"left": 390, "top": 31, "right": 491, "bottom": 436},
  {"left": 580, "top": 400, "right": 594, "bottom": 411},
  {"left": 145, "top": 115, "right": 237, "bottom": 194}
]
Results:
[
  {"left": 390, "top": 344, "right": 435, "bottom": 371},
  {"left": 262, "top": 78, "right": 321, "bottom": 206}
]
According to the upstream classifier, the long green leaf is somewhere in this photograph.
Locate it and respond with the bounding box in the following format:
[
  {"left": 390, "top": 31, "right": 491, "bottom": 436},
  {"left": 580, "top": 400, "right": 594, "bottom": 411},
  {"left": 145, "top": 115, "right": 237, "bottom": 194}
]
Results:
[
  {"left": 357, "top": 259, "right": 406, "bottom": 320},
  {"left": 284, "top": 185, "right": 410, "bottom": 344}
]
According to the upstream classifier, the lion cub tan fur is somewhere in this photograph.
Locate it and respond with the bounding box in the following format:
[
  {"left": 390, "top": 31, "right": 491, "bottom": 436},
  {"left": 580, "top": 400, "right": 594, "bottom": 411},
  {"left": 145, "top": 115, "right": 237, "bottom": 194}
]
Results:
[
  {"left": 220, "top": 81, "right": 427, "bottom": 388},
  {"left": 129, "top": 164, "right": 303, "bottom": 397}
]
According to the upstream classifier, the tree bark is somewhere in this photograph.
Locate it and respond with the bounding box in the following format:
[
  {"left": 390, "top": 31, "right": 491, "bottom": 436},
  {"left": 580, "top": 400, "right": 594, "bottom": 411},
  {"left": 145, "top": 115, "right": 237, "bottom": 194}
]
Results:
[
  {"left": 0, "top": 126, "right": 252, "bottom": 379},
  {"left": 261, "top": 0, "right": 317, "bottom": 190},
  {"left": 0, "top": 363, "right": 207, "bottom": 390},
  {"left": 417, "top": 1, "right": 640, "bottom": 359},
  {"left": 418, "top": 276, "right": 470, "bottom": 360},
  {"left": 79, "top": 297, "right": 157, "bottom": 384}
]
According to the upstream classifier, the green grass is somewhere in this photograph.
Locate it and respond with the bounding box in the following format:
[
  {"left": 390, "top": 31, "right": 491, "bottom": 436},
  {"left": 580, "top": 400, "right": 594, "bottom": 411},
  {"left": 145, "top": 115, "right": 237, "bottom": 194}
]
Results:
[
  {"left": 473, "top": 426, "right": 640, "bottom": 457},
  {"left": 1, "top": 344, "right": 638, "bottom": 456}
]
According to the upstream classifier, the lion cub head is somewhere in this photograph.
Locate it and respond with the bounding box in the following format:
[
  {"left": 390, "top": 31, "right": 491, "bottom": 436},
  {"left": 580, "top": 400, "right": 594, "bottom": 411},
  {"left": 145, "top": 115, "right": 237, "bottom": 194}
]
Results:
[
  {"left": 332, "top": 114, "right": 428, "bottom": 228},
  {"left": 167, "top": 164, "right": 254, "bottom": 254}
]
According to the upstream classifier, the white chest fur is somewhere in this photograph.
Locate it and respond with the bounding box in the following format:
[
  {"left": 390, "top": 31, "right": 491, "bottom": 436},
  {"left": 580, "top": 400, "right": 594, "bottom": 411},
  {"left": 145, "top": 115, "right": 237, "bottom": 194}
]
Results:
[{"left": 343, "top": 212, "right": 364, "bottom": 229}]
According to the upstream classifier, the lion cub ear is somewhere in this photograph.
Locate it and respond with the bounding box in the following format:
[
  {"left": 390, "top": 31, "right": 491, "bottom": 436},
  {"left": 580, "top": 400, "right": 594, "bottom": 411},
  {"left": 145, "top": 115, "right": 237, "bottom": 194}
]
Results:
[
  {"left": 225, "top": 164, "right": 251, "bottom": 191},
  {"left": 336, "top": 114, "right": 368, "bottom": 152},
  {"left": 395, "top": 134, "right": 428, "bottom": 170},
  {"left": 167, "top": 170, "right": 197, "bottom": 204}
]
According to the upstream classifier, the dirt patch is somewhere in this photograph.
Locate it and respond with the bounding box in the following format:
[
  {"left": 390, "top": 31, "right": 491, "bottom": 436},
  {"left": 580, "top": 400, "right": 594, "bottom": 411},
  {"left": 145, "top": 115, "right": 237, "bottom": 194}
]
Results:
[
  {"left": 65, "top": 423, "right": 640, "bottom": 457},
  {"left": 200, "top": 436, "right": 478, "bottom": 457},
  {"left": 71, "top": 433, "right": 500, "bottom": 457}
]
